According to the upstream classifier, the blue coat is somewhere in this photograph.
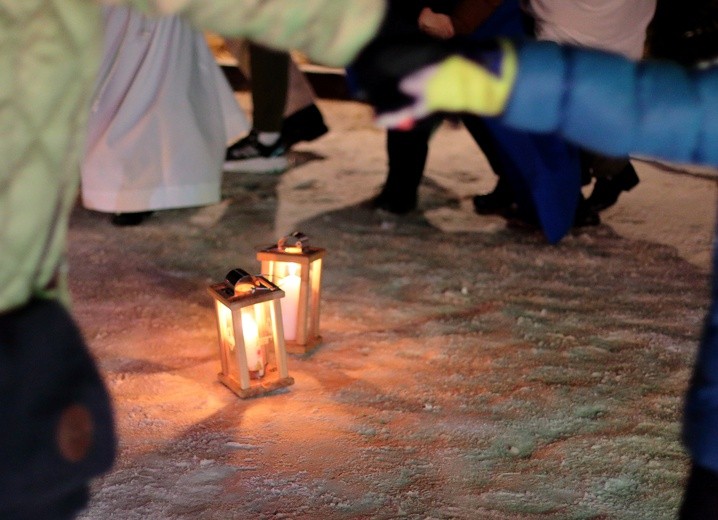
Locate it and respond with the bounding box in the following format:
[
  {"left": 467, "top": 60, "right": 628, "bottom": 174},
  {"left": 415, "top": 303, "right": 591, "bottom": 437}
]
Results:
[
  {"left": 503, "top": 41, "right": 718, "bottom": 166},
  {"left": 500, "top": 40, "right": 718, "bottom": 473},
  {"left": 465, "top": 1, "right": 583, "bottom": 244}
]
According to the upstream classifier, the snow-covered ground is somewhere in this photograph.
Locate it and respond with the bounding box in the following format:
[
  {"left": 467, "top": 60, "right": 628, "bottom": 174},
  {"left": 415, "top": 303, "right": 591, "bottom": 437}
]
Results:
[{"left": 72, "top": 96, "right": 716, "bottom": 519}]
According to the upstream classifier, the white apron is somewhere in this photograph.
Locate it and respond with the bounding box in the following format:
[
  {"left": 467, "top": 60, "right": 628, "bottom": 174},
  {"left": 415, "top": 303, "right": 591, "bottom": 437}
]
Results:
[{"left": 81, "top": 6, "right": 248, "bottom": 213}]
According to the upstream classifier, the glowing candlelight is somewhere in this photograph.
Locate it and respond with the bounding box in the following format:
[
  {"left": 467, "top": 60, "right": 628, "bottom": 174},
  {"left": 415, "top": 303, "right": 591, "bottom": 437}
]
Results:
[
  {"left": 278, "top": 263, "right": 301, "bottom": 341},
  {"left": 241, "top": 311, "right": 265, "bottom": 378},
  {"left": 208, "top": 269, "right": 294, "bottom": 398},
  {"left": 257, "top": 235, "right": 325, "bottom": 353}
]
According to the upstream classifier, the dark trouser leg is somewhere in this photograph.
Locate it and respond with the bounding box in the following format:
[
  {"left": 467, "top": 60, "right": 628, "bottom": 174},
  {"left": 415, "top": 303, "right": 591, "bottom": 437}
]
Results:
[
  {"left": 374, "top": 118, "right": 436, "bottom": 214},
  {"left": 462, "top": 116, "right": 515, "bottom": 214},
  {"left": 249, "top": 43, "right": 290, "bottom": 133}
]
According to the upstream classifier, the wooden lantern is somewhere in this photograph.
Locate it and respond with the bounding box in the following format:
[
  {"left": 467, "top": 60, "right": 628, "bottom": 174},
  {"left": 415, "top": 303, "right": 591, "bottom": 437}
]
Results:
[
  {"left": 256, "top": 232, "right": 325, "bottom": 354},
  {"left": 207, "top": 268, "right": 294, "bottom": 398}
]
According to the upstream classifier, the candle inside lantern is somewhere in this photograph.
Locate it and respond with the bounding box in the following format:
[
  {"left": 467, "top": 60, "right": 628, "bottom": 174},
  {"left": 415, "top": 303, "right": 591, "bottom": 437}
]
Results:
[
  {"left": 278, "top": 263, "right": 301, "bottom": 341},
  {"left": 241, "top": 311, "right": 265, "bottom": 378}
]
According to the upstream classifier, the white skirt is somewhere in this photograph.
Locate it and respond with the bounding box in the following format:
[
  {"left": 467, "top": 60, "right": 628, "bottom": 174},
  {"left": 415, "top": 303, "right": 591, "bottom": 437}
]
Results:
[{"left": 81, "top": 6, "right": 248, "bottom": 213}]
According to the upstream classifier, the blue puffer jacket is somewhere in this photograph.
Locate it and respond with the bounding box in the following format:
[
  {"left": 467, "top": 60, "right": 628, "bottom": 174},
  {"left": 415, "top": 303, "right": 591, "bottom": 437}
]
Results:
[
  {"left": 500, "top": 40, "right": 718, "bottom": 474},
  {"left": 503, "top": 41, "right": 718, "bottom": 166}
]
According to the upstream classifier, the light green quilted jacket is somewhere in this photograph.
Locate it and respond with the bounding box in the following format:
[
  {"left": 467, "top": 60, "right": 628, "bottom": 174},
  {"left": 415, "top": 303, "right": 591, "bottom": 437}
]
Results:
[{"left": 0, "top": 0, "right": 384, "bottom": 313}]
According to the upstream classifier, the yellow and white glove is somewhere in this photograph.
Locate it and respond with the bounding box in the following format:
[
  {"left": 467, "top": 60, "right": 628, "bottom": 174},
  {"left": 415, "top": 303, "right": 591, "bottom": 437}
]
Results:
[{"left": 375, "top": 39, "right": 519, "bottom": 129}]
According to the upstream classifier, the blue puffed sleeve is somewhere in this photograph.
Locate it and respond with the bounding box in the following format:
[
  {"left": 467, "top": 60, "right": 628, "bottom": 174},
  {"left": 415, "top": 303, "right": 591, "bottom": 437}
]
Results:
[{"left": 502, "top": 41, "right": 718, "bottom": 166}]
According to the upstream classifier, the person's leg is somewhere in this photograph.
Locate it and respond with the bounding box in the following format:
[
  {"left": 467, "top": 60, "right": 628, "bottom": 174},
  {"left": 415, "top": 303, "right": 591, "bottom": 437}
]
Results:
[
  {"left": 283, "top": 58, "right": 316, "bottom": 116},
  {"left": 372, "top": 118, "right": 436, "bottom": 214},
  {"left": 250, "top": 43, "right": 289, "bottom": 135},
  {"left": 462, "top": 116, "right": 516, "bottom": 215},
  {"left": 280, "top": 58, "right": 329, "bottom": 147},
  {"left": 224, "top": 43, "right": 290, "bottom": 173}
]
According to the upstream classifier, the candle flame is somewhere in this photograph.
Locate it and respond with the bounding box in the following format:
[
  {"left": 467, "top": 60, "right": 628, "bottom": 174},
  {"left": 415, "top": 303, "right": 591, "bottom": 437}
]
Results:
[{"left": 287, "top": 262, "right": 299, "bottom": 277}]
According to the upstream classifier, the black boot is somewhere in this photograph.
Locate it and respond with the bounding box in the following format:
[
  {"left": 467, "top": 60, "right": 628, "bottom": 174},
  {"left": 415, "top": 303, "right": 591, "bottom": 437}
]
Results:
[
  {"left": 280, "top": 104, "right": 329, "bottom": 149},
  {"left": 587, "top": 164, "right": 639, "bottom": 213},
  {"left": 372, "top": 124, "right": 432, "bottom": 215},
  {"left": 110, "top": 211, "right": 153, "bottom": 227},
  {"left": 370, "top": 189, "right": 417, "bottom": 215},
  {"left": 473, "top": 176, "right": 514, "bottom": 216},
  {"left": 574, "top": 194, "right": 601, "bottom": 227}
]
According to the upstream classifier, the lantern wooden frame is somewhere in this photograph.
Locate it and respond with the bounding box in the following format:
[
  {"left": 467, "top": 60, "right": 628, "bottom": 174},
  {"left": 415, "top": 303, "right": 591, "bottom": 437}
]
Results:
[
  {"left": 257, "top": 244, "right": 325, "bottom": 354},
  {"left": 207, "top": 271, "right": 294, "bottom": 398}
]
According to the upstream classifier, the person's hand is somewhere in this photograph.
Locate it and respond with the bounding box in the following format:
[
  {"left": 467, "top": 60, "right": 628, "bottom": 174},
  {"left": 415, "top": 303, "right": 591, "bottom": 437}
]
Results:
[
  {"left": 375, "top": 40, "right": 519, "bottom": 130},
  {"left": 418, "top": 7, "right": 455, "bottom": 39}
]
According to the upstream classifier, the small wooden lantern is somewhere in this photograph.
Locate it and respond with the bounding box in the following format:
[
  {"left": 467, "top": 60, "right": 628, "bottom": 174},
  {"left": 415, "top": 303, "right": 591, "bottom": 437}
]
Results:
[
  {"left": 207, "top": 268, "right": 294, "bottom": 398},
  {"left": 256, "top": 232, "right": 325, "bottom": 354}
]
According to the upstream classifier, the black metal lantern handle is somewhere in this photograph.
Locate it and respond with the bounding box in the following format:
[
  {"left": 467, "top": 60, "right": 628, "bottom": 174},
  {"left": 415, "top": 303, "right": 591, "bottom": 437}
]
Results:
[
  {"left": 225, "top": 269, "right": 275, "bottom": 294},
  {"left": 278, "top": 231, "right": 308, "bottom": 251}
]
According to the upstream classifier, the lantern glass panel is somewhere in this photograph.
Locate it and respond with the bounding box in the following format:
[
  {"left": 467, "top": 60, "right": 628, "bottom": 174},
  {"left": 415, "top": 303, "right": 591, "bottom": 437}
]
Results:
[
  {"left": 271, "top": 260, "right": 300, "bottom": 280},
  {"left": 240, "top": 303, "right": 275, "bottom": 379},
  {"left": 308, "top": 258, "right": 322, "bottom": 337},
  {"left": 215, "top": 302, "right": 241, "bottom": 384},
  {"left": 209, "top": 270, "right": 294, "bottom": 398},
  {"left": 274, "top": 261, "right": 303, "bottom": 341},
  {"left": 257, "top": 244, "right": 324, "bottom": 353}
]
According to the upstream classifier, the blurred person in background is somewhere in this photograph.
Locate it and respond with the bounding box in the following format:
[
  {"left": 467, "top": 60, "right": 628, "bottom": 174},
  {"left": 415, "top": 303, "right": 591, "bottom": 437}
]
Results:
[
  {"left": 222, "top": 40, "right": 330, "bottom": 174},
  {"left": 81, "top": 5, "right": 249, "bottom": 226}
]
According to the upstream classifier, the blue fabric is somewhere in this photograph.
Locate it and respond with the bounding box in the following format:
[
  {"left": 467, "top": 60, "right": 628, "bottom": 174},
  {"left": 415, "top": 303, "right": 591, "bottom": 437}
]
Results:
[
  {"left": 468, "top": 0, "right": 525, "bottom": 40},
  {"left": 349, "top": 1, "right": 583, "bottom": 243},
  {"left": 684, "top": 232, "right": 718, "bottom": 474},
  {"left": 695, "top": 72, "right": 718, "bottom": 165},
  {"left": 502, "top": 41, "right": 567, "bottom": 133},
  {"left": 0, "top": 299, "right": 116, "bottom": 516},
  {"left": 465, "top": 1, "right": 582, "bottom": 244},
  {"left": 481, "top": 119, "right": 581, "bottom": 243},
  {"left": 505, "top": 41, "right": 718, "bottom": 168},
  {"left": 631, "top": 61, "right": 703, "bottom": 161}
]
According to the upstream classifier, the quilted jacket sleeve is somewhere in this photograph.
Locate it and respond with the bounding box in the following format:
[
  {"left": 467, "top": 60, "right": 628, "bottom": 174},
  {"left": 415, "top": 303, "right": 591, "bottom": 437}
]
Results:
[
  {"left": 116, "top": 0, "right": 386, "bottom": 67},
  {"left": 501, "top": 41, "right": 718, "bottom": 166}
]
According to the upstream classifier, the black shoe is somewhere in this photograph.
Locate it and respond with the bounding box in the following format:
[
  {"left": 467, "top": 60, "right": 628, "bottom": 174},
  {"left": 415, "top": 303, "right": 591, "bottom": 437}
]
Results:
[
  {"left": 224, "top": 130, "right": 288, "bottom": 174},
  {"left": 587, "top": 165, "right": 639, "bottom": 213},
  {"left": 369, "top": 190, "right": 417, "bottom": 215},
  {"left": 281, "top": 104, "right": 329, "bottom": 149},
  {"left": 472, "top": 188, "right": 513, "bottom": 216},
  {"left": 573, "top": 195, "right": 601, "bottom": 227},
  {"left": 110, "top": 211, "right": 153, "bottom": 226}
]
